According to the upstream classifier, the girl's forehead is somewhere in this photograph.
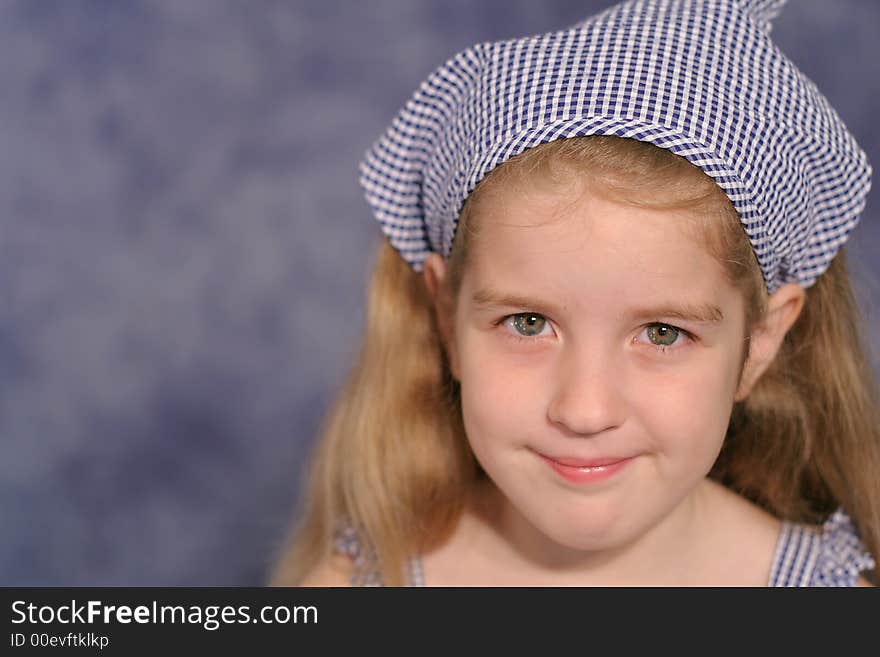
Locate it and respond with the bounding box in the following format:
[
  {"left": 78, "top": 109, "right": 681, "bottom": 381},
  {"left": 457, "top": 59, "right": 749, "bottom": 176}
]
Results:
[
  {"left": 461, "top": 185, "right": 736, "bottom": 312},
  {"left": 470, "top": 181, "right": 711, "bottom": 265}
]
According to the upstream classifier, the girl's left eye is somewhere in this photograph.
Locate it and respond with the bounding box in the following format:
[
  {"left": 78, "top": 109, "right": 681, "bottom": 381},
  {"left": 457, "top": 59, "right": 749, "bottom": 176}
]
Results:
[{"left": 637, "top": 323, "right": 692, "bottom": 354}]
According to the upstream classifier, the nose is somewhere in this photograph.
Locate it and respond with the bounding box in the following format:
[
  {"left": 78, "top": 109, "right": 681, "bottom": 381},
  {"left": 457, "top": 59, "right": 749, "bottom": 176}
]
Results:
[{"left": 546, "top": 343, "right": 626, "bottom": 436}]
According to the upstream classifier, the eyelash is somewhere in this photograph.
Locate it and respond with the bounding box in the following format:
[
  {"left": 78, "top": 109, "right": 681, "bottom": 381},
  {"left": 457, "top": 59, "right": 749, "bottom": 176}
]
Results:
[{"left": 495, "top": 313, "right": 694, "bottom": 355}]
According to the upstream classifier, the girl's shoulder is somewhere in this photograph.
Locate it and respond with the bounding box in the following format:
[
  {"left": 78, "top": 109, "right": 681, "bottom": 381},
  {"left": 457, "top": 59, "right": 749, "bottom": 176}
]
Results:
[
  {"left": 325, "top": 503, "right": 876, "bottom": 587},
  {"left": 771, "top": 509, "right": 876, "bottom": 587},
  {"left": 297, "top": 552, "right": 355, "bottom": 587}
]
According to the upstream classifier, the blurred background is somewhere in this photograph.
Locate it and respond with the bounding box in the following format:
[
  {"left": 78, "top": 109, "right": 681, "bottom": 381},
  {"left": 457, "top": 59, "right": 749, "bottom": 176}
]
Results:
[{"left": 2, "top": 0, "right": 878, "bottom": 585}]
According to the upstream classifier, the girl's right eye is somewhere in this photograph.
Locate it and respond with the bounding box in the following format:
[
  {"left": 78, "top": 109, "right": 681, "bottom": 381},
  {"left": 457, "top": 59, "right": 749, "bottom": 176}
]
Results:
[{"left": 498, "top": 313, "right": 555, "bottom": 341}]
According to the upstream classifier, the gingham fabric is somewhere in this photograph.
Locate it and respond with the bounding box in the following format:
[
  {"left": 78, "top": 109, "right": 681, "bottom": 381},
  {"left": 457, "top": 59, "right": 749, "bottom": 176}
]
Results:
[
  {"left": 359, "top": 0, "right": 872, "bottom": 293},
  {"left": 768, "top": 508, "right": 876, "bottom": 587},
  {"left": 333, "top": 525, "right": 425, "bottom": 587},
  {"left": 334, "top": 507, "right": 875, "bottom": 586}
]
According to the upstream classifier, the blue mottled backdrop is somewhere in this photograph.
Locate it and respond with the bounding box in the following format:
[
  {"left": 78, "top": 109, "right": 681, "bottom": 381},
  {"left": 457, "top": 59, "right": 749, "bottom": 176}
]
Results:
[{"left": 2, "top": 0, "right": 879, "bottom": 584}]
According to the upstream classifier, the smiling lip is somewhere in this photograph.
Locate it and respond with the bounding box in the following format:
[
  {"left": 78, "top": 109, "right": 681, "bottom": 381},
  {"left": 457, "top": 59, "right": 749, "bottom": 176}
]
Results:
[{"left": 538, "top": 452, "right": 635, "bottom": 484}]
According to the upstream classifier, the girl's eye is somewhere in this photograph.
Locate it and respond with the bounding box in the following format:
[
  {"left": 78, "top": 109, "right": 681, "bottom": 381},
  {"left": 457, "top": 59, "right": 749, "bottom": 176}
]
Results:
[
  {"left": 639, "top": 323, "right": 691, "bottom": 354},
  {"left": 500, "top": 313, "right": 554, "bottom": 340},
  {"left": 497, "top": 315, "right": 692, "bottom": 353}
]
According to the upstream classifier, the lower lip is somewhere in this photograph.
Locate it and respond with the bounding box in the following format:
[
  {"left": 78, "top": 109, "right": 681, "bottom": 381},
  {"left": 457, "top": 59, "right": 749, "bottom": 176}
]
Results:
[{"left": 539, "top": 454, "right": 634, "bottom": 484}]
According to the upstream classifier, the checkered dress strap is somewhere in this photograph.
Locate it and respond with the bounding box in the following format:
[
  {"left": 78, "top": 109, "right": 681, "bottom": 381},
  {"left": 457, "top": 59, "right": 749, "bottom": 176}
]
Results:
[
  {"left": 769, "top": 509, "right": 875, "bottom": 587},
  {"left": 333, "top": 525, "right": 425, "bottom": 587}
]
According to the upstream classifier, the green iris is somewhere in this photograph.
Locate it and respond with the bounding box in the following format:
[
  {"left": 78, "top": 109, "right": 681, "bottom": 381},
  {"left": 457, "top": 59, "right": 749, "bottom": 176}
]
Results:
[
  {"left": 647, "top": 324, "right": 678, "bottom": 346},
  {"left": 512, "top": 314, "right": 546, "bottom": 337}
]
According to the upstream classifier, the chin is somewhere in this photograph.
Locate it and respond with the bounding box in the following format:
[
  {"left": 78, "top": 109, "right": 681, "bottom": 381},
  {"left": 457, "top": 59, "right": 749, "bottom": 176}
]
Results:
[
  {"left": 522, "top": 502, "right": 637, "bottom": 551},
  {"left": 544, "top": 520, "right": 631, "bottom": 552}
]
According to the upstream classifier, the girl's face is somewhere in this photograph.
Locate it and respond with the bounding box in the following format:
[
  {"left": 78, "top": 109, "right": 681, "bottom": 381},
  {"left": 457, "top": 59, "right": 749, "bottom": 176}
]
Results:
[{"left": 444, "top": 179, "right": 750, "bottom": 554}]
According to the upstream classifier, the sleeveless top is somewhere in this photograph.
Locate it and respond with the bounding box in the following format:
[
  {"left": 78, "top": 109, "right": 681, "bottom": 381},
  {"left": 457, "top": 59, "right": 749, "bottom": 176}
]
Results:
[{"left": 333, "top": 508, "right": 875, "bottom": 587}]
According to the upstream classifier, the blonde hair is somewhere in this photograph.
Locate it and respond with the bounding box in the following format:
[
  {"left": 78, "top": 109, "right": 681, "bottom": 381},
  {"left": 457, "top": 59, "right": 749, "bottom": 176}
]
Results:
[{"left": 270, "top": 136, "right": 880, "bottom": 585}]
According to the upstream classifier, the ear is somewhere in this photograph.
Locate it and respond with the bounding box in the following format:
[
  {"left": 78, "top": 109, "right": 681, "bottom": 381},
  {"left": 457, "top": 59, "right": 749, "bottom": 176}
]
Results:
[
  {"left": 734, "top": 282, "right": 806, "bottom": 401},
  {"left": 422, "top": 253, "right": 461, "bottom": 380}
]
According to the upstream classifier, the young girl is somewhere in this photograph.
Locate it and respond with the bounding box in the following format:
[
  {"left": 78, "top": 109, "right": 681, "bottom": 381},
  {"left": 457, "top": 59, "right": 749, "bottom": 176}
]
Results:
[{"left": 271, "top": 0, "right": 879, "bottom": 586}]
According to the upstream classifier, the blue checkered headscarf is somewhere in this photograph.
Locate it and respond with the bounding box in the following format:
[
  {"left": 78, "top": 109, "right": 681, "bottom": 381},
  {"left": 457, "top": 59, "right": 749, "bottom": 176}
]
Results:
[{"left": 359, "top": 0, "right": 872, "bottom": 293}]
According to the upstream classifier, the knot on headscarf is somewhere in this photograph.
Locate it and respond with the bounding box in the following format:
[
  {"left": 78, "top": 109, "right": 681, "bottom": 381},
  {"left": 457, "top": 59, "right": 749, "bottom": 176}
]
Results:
[{"left": 735, "top": 0, "right": 788, "bottom": 33}]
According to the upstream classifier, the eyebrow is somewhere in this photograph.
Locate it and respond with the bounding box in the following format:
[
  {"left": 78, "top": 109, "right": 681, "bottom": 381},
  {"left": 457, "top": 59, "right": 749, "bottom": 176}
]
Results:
[{"left": 470, "top": 288, "right": 725, "bottom": 324}]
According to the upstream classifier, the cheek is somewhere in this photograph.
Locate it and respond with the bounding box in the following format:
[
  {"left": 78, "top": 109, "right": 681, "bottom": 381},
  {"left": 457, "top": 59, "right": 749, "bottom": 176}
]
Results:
[
  {"left": 457, "top": 341, "right": 540, "bottom": 451},
  {"left": 636, "top": 356, "right": 738, "bottom": 465}
]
